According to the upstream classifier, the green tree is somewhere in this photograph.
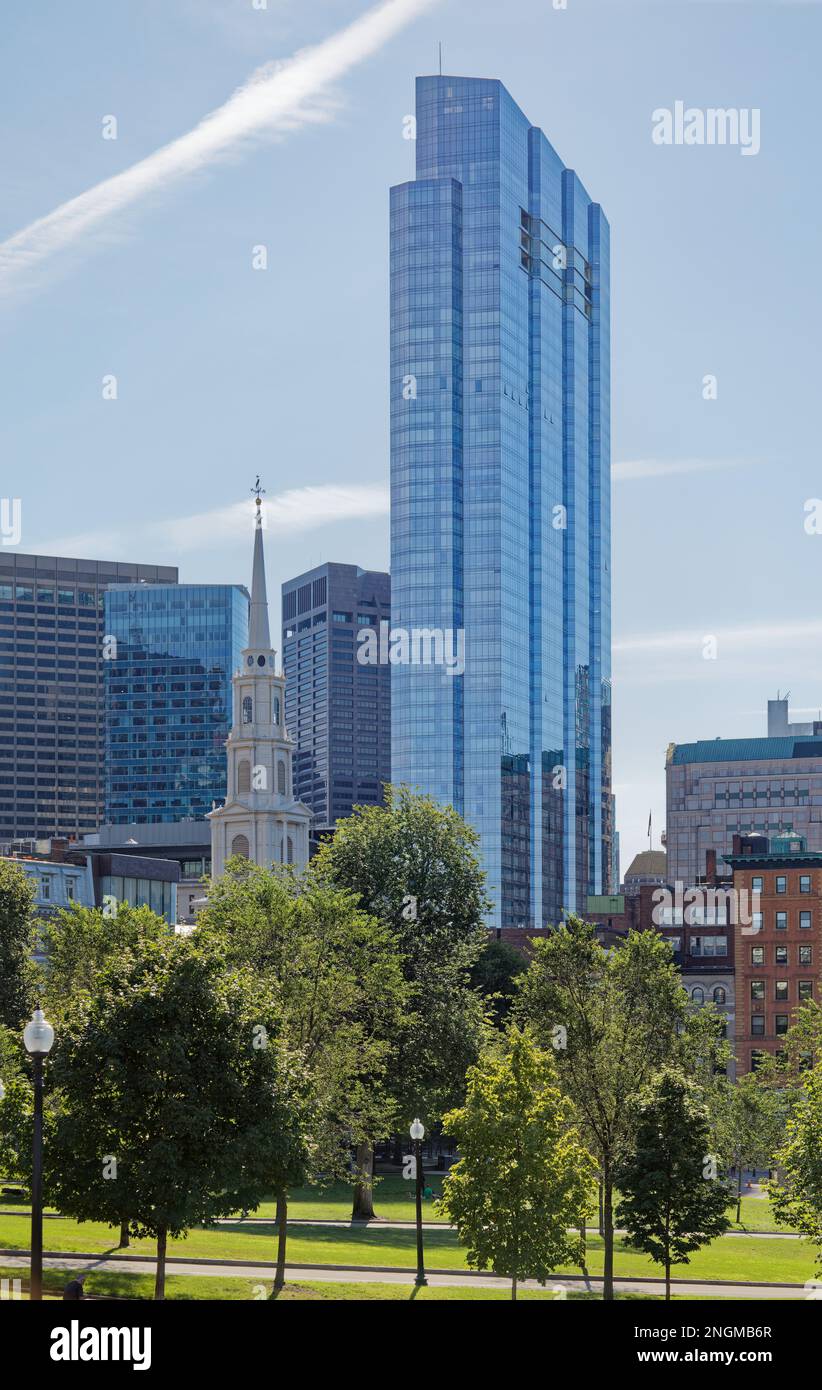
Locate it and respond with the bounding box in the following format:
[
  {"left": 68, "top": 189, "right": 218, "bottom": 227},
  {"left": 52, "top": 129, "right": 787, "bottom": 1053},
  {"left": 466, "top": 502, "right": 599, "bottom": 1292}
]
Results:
[
  {"left": 516, "top": 917, "right": 725, "bottom": 1299},
  {"left": 770, "top": 1062, "right": 822, "bottom": 1274},
  {"left": 315, "top": 786, "right": 492, "bottom": 1214},
  {"left": 471, "top": 938, "right": 527, "bottom": 1027},
  {"left": 197, "top": 860, "right": 410, "bottom": 1272},
  {"left": 438, "top": 1027, "right": 595, "bottom": 1300},
  {"left": 0, "top": 860, "right": 37, "bottom": 1029},
  {"left": 42, "top": 902, "right": 169, "bottom": 1015},
  {"left": 615, "top": 1066, "right": 731, "bottom": 1299},
  {"left": 714, "top": 1071, "right": 785, "bottom": 1223},
  {"left": 46, "top": 935, "right": 311, "bottom": 1298}
]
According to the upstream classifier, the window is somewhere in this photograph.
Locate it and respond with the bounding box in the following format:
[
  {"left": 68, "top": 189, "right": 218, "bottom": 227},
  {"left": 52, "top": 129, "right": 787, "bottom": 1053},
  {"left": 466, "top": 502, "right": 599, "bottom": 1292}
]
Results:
[
  {"left": 242, "top": 696, "right": 252, "bottom": 724},
  {"left": 751, "top": 980, "right": 765, "bottom": 1001},
  {"left": 775, "top": 1014, "right": 789, "bottom": 1036},
  {"left": 230, "top": 834, "right": 250, "bottom": 859},
  {"left": 691, "top": 986, "right": 704, "bottom": 1004},
  {"left": 775, "top": 980, "right": 789, "bottom": 1001},
  {"left": 713, "top": 986, "right": 726, "bottom": 1005},
  {"left": 799, "top": 980, "right": 813, "bottom": 1001},
  {"left": 799, "top": 945, "right": 812, "bottom": 965},
  {"left": 277, "top": 761, "right": 286, "bottom": 795},
  {"left": 751, "top": 875, "right": 763, "bottom": 893},
  {"left": 775, "top": 945, "right": 788, "bottom": 965},
  {"left": 752, "top": 912, "right": 763, "bottom": 933},
  {"left": 332, "top": 612, "right": 352, "bottom": 624},
  {"left": 751, "top": 945, "right": 764, "bottom": 965},
  {"left": 800, "top": 911, "right": 812, "bottom": 930},
  {"left": 237, "top": 760, "right": 251, "bottom": 794},
  {"left": 775, "top": 876, "right": 787, "bottom": 894},
  {"left": 775, "top": 911, "right": 787, "bottom": 930},
  {"left": 751, "top": 1017, "right": 765, "bottom": 1036},
  {"left": 800, "top": 875, "right": 811, "bottom": 894},
  {"left": 41, "top": 877, "right": 51, "bottom": 901},
  {"left": 66, "top": 879, "right": 75, "bottom": 900}
]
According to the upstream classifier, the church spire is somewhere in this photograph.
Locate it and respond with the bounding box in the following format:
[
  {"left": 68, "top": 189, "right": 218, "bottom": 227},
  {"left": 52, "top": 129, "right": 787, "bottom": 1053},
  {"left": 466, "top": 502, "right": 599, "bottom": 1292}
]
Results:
[{"left": 248, "top": 478, "right": 271, "bottom": 651}]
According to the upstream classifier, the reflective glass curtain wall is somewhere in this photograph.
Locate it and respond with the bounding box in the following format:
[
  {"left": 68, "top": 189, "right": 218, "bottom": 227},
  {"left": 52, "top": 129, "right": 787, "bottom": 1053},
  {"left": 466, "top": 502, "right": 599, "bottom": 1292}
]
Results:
[
  {"left": 390, "top": 77, "right": 611, "bottom": 929},
  {"left": 104, "top": 585, "right": 248, "bottom": 824}
]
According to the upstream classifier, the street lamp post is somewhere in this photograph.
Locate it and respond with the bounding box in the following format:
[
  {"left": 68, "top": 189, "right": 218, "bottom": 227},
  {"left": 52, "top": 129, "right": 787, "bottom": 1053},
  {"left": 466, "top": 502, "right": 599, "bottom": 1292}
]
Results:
[
  {"left": 410, "top": 1117, "right": 427, "bottom": 1287},
  {"left": 23, "top": 1007, "right": 54, "bottom": 1301}
]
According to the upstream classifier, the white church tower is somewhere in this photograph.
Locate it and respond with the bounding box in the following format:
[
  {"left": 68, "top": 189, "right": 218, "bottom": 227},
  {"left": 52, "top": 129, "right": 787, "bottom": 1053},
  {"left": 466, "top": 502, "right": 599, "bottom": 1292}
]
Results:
[{"left": 209, "top": 484, "right": 311, "bottom": 878}]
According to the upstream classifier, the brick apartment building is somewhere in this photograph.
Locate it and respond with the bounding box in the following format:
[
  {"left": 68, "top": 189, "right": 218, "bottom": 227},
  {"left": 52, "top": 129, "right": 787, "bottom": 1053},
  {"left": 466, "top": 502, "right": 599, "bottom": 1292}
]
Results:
[{"left": 725, "top": 832, "right": 822, "bottom": 1075}]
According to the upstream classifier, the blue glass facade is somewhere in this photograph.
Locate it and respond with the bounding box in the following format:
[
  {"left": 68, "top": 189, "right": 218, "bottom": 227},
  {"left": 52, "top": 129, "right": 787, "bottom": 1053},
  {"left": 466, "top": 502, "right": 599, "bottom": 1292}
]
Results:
[
  {"left": 390, "top": 77, "right": 612, "bottom": 929},
  {"left": 104, "top": 584, "right": 248, "bottom": 824}
]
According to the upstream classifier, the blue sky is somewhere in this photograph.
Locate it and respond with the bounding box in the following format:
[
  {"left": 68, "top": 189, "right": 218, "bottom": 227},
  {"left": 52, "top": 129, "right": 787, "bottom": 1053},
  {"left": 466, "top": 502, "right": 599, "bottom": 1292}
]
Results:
[{"left": 1, "top": 0, "right": 820, "bottom": 874}]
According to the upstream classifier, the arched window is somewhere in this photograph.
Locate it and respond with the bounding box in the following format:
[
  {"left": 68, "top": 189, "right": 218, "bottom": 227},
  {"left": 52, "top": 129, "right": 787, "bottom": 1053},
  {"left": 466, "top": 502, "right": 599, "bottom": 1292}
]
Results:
[
  {"left": 287, "top": 836, "right": 294, "bottom": 864},
  {"left": 277, "top": 761, "right": 286, "bottom": 795},
  {"left": 242, "top": 696, "right": 253, "bottom": 724},
  {"left": 713, "top": 986, "right": 726, "bottom": 1005},
  {"left": 691, "top": 986, "right": 705, "bottom": 1004},
  {"left": 231, "top": 834, "right": 250, "bottom": 860},
  {"left": 237, "top": 760, "right": 251, "bottom": 794},
  {"left": 274, "top": 695, "right": 281, "bottom": 726}
]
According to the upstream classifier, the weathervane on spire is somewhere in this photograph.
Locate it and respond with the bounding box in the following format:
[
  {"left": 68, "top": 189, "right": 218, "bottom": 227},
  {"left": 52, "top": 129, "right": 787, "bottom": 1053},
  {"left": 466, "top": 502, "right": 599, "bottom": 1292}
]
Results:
[{"left": 251, "top": 475, "right": 265, "bottom": 526}]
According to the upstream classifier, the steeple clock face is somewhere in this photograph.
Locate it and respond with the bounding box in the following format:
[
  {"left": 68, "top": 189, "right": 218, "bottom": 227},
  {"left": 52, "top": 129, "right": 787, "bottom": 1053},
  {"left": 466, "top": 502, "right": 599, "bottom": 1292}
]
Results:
[{"left": 247, "top": 656, "right": 254, "bottom": 666}]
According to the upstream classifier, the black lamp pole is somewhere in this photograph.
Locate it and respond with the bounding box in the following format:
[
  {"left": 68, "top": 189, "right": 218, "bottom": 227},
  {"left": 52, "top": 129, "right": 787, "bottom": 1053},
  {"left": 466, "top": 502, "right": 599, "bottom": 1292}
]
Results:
[
  {"left": 31, "top": 1052, "right": 44, "bottom": 1301},
  {"left": 24, "top": 1007, "right": 54, "bottom": 1303},
  {"left": 411, "top": 1118, "right": 427, "bottom": 1288}
]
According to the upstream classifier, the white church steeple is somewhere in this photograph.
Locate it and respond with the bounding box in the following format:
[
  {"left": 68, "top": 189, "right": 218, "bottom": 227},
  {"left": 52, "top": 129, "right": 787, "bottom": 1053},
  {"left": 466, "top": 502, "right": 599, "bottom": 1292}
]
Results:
[{"left": 208, "top": 481, "right": 311, "bottom": 878}]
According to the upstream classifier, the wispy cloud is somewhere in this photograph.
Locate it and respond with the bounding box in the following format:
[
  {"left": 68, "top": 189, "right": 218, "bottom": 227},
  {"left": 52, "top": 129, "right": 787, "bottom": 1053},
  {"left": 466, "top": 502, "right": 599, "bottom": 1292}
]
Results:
[
  {"left": 615, "top": 618, "right": 822, "bottom": 656},
  {"left": 33, "top": 482, "right": 389, "bottom": 562},
  {"left": 613, "top": 458, "right": 741, "bottom": 482},
  {"left": 0, "top": 0, "right": 440, "bottom": 295}
]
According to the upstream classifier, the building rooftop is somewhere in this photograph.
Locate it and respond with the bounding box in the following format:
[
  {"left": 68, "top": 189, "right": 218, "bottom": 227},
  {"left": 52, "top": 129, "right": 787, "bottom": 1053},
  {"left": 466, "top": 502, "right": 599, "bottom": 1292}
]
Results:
[
  {"left": 624, "top": 850, "right": 667, "bottom": 878},
  {"left": 670, "top": 736, "right": 822, "bottom": 766}
]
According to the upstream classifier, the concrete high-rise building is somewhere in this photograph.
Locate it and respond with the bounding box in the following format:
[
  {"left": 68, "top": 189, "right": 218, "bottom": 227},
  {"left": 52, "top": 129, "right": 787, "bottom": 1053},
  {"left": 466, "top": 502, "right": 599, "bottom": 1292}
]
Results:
[
  {"left": 0, "top": 551, "right": 177, "bottom": 841},
  {"left": 103, "top": 582, "right": 248, "bottom": 824},
  {"left": 390, "top": 75, "right": 612, "bottom": 929},
  {"left": 666, "top": 697, "right": 822, "bottom": 885},
  {"left": 282, "top": 563, "right": 391, "bottom": 829}
]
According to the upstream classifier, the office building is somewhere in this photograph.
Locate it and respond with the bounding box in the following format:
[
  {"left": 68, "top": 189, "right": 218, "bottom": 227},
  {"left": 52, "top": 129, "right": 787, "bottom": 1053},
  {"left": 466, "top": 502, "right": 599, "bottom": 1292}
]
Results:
[
  {"left": 0, "top": 551, "right": 177, "bottom": 841},
  {"left": 103, "top": 582, "right": 247, "bottom": 824},
  {"left": 727, "top": 832, "right": 822, "bottom": 1075},
  {"left": 282, "top": 563, "right": 391, "bottom": 829},
  {"left": 666, "top": 697, "right": 822, "bottom": 885},
  {"left": 390, "top": 75, "right": 612, "bottom": 929}
]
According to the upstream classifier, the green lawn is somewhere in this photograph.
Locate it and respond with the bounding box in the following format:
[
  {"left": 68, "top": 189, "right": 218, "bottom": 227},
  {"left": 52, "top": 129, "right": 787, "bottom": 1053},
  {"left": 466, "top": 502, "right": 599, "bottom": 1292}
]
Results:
[{"left": 0, "top": 1212, "right": 814, "bottom": 1285}]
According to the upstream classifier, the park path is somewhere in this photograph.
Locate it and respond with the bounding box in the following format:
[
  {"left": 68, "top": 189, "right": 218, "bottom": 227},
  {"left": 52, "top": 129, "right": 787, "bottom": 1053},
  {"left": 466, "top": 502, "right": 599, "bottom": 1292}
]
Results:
[{"left": 0, "top": 1251, "right": 810, "bottom": 1300}]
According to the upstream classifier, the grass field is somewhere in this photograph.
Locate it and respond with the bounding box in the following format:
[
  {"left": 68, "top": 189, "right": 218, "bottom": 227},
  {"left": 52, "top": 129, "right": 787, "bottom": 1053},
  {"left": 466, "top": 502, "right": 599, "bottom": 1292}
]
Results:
[{"left": 0, "top": 1211, "right": 814, "bottom": 1285}]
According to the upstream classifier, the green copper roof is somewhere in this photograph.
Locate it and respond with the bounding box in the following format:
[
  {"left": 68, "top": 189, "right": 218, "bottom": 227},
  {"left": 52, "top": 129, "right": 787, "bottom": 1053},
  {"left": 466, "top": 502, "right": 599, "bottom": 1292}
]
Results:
[{"left": 671, "top": 736, "right": 822, "bottom": 765}]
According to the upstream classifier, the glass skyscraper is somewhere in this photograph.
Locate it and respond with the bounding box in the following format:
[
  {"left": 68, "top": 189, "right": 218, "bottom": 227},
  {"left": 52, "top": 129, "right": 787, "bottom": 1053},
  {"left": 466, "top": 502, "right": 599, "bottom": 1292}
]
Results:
[
  {"left": 104, "top": 584, "right": 248, "bottom": 824},
  {"left": 390, "top": 76, "right": 612, "bottom": 929}
]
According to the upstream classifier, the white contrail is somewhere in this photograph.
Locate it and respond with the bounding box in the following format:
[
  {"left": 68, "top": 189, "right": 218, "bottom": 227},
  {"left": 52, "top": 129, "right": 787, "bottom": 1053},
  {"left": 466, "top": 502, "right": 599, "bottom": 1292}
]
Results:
[{"left": 0, "top": 0, "right": 439, "bottom": 293}]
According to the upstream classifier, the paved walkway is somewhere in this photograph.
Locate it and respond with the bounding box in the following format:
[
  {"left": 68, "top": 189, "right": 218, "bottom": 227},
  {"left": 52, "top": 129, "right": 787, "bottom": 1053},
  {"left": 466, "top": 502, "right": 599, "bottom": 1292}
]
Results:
[{"left": 0, "top": 1251, "right": 809, "bottom": 1300}]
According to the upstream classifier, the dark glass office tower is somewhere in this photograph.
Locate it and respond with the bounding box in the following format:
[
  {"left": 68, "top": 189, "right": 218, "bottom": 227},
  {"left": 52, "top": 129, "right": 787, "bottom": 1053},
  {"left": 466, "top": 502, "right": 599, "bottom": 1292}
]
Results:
[
  {"left": 103, "top": 584, "right": 248, "bottom": 824},
  {"left": 390, "top": 76, "right": 612, "bottom": 929},
  {"left": 0, "top": 552, "right": 177, "bottom": 841},
  {"left": 282, "top": 563, "right": 391, "bottom": 829}
]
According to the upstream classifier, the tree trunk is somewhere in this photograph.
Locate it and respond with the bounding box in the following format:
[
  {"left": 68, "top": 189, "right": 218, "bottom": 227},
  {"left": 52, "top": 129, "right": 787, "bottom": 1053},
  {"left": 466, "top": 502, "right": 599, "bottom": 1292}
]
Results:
[
  {"left": 736, "top": 1166, "right": 743, "bottom": 1225},
  {"left": 602, "top": 1169, "right": 614, "bottom": 1301},
  {"left": 578, "top": 1223, "right": 587, "bottom": 1271},
  {"left": 598, "top": 1177, "right": 605, "bottom": 1236},
  {"left": 665, "top": 1258, "right": 671, "bottom": 1302},
  {"left": 274, "top": 1191, "right": 288, "bottom": 1290},
  {"left": 154, "top": 1228, "right": 167, "bottom": 1301},
  {"left": 512, "top": 1274, "right": 517, "bottom": 1302},
  {"left": 351, "top": 1142, "right": 375, "bottom": 1219},
  {"left": 118, "top": 1220, "right": 130, "bottom": 1249}
]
